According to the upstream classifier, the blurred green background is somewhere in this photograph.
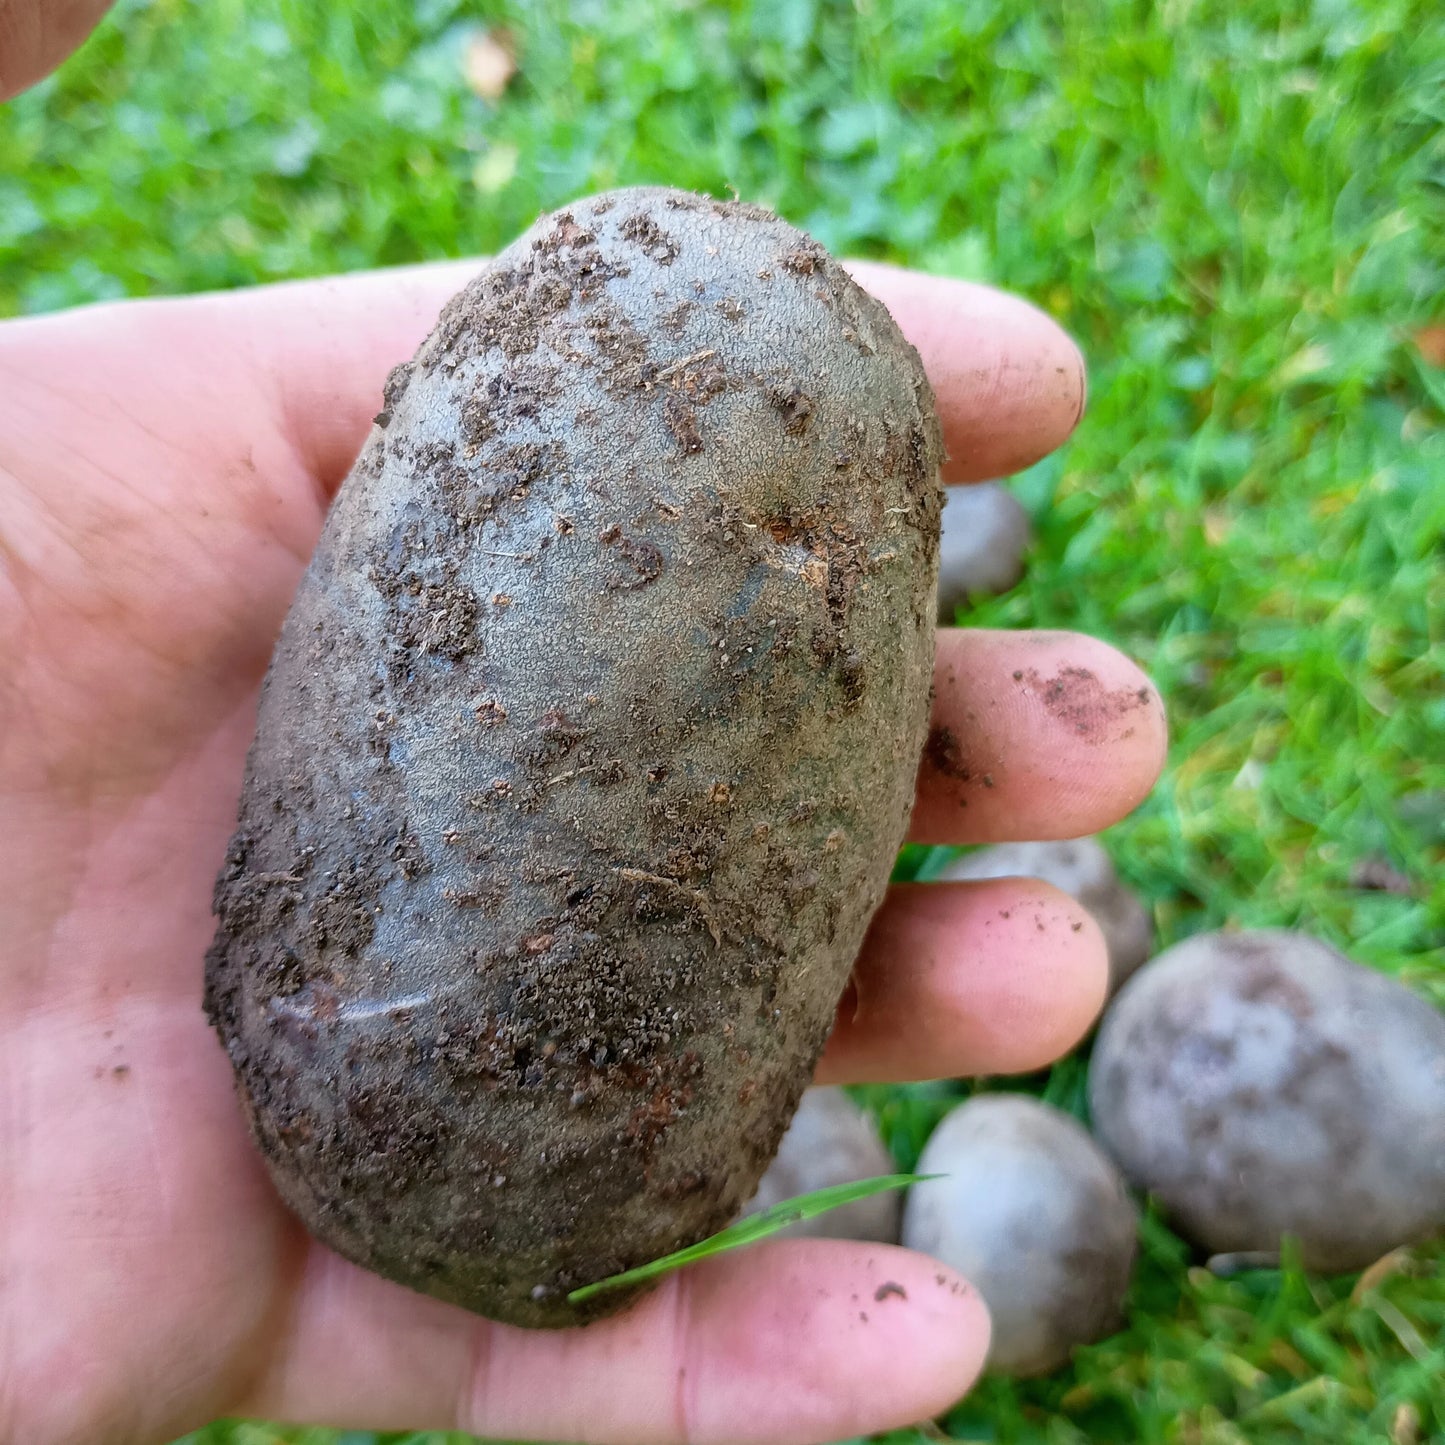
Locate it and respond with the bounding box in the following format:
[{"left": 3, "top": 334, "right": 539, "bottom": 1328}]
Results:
[{"left": 3, "top": 0, "right": 1441, "bottom": 1440}]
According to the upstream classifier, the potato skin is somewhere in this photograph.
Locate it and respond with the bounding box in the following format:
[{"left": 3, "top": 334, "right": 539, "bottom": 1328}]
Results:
[{"left": 204, "top": 188, "right": 942, "bottom": 1327}]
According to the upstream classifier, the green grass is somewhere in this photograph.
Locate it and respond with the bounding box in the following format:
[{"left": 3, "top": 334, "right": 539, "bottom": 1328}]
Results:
[
  {"left": 565, "top": 1173, "right": 929, "bottom": 1304},
  {"left": 5, "top": 0, "right": 1442, "bottom": 1440}
]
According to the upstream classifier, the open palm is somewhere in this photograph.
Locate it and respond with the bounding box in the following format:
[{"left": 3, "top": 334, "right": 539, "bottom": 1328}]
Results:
[{"left": 0, "top": 261, "right": 1164, "bottom": 1445}]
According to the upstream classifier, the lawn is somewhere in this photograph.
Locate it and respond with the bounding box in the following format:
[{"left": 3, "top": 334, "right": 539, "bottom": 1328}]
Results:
[{"left": 3, "top": 0, "right": 1441, "bottom": 1440}]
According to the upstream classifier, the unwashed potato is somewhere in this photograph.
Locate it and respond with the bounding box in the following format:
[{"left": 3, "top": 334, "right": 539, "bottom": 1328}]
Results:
[
  {"left": 742, "top": 1086, "right": 900, "bottom": 1243},
  {"left": 936, "top": 481, "right": 1031, "bottom": 619},
  {"left": 902, "top": 1094, "right": 1138, "bottom": 1376},
  {"left": 935, "top": 838, "right": 1152, "bottom": 994},
  {"left": 1090, "top": 930, "right": 1445, "bottom": 1272},
  {"left": 205, "top": 187, "right": 943, "bottom": 1327}
]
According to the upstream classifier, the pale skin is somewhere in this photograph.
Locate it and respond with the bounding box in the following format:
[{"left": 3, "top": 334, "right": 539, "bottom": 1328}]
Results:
[{"left": 0, "top": 10, "right": 1167, "bottom": 1444}]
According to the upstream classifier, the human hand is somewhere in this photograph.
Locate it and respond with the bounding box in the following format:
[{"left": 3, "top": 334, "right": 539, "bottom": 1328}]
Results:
[{"left": 0, "top": 258, "right": 1164, "bottom": 1445}]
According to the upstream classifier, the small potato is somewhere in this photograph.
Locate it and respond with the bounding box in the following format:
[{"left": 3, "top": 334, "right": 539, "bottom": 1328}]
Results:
[
  {"left": 1090, "top": 930, "right": 1445, "bottom": 1272},
  {"left": 936, "top": 838, "right": 1152, "bottom": 994},
  {"left": 936, "top": 482, "right": 1031, "bottom": 619},
  {"left": 742, "top": 1087, "right": 900, "bottom": 1243},
  {"left": 902, "top": 1094, "right": 1138, "bottom": 1377}
]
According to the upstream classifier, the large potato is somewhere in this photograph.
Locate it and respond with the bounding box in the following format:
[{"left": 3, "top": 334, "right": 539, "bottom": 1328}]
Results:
[{"left": 205, "top": 188, "right": 943, "bottom": 1327}]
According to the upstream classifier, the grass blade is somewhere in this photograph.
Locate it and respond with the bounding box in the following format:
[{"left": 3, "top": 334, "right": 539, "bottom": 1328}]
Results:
[{"left": 567, "top": 1173, "right": 935, "bottom": 1304}]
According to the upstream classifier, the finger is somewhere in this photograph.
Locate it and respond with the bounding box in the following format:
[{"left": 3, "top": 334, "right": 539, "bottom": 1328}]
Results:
[
  {"left": 202, "top": 252, "right": 1081, "bottom": 492},
  {"left": 0, "top": 0, "right": 114, "bottom": 99},
  {"left": 846, "top": 260, "right": 1086, "bottom": 483},
  {"left": 240, "top": 1239, "right": 988, "bottom": 1445},
  {"left": 817, "top": 879, "right": 1109, "bottom": 1084},
  {"left": 911, "top": 629, "right": 1167, "bottom": 846}
]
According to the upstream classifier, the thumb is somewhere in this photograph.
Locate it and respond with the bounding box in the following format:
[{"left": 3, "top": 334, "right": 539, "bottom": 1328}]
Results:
[{"left": 0, "top": 0, "right": 115, "bottom": 100}]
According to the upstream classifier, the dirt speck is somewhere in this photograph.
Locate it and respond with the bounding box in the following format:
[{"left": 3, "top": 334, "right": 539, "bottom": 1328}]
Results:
[
  {"left": 600, "top": 525, "right": 666, "bottom": 590},
  {"left": 770, "top": 382, "right": 815, "bottom": 435},
  {"left": 1017, "top": 666, "right": 1155, "bottom": 743},
  {"left": 924, "top": 724, "right": 974, "bottom": 781},
  {"left": 874, "top": 1280, "right": 907, "bottom": 1302},
  {"left": 621, "top": 212, "right": 681, "bottom": 265},
  {"left": 780, "top": 241, "right": 827, "bottom": 276},
  {"left": 663, "top": 393, "right": 703, "bottom": 454}
]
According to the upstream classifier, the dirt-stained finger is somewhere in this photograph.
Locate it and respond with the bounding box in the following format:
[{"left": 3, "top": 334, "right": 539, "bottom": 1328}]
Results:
[{"left": 910, "top": 629, "right": 1167, "bottom": 846}]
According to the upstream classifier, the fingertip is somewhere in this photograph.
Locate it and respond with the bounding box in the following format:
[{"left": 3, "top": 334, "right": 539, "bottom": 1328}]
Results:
[
  {"left": 820, "top": 877, "right": 1108, "bottom": 1083},
  {"left": 913, "top": 629, "right": 1167, "bottom": 846},
  {"left": 857, "top": 1250, "right": 992, "bottom": 1429},
  {"left": 964, "top": 877, "right": 1110, "bottom": 1070},
  {"left": 688, "top": 1241, "right": 990, "bottom": 1442}
]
